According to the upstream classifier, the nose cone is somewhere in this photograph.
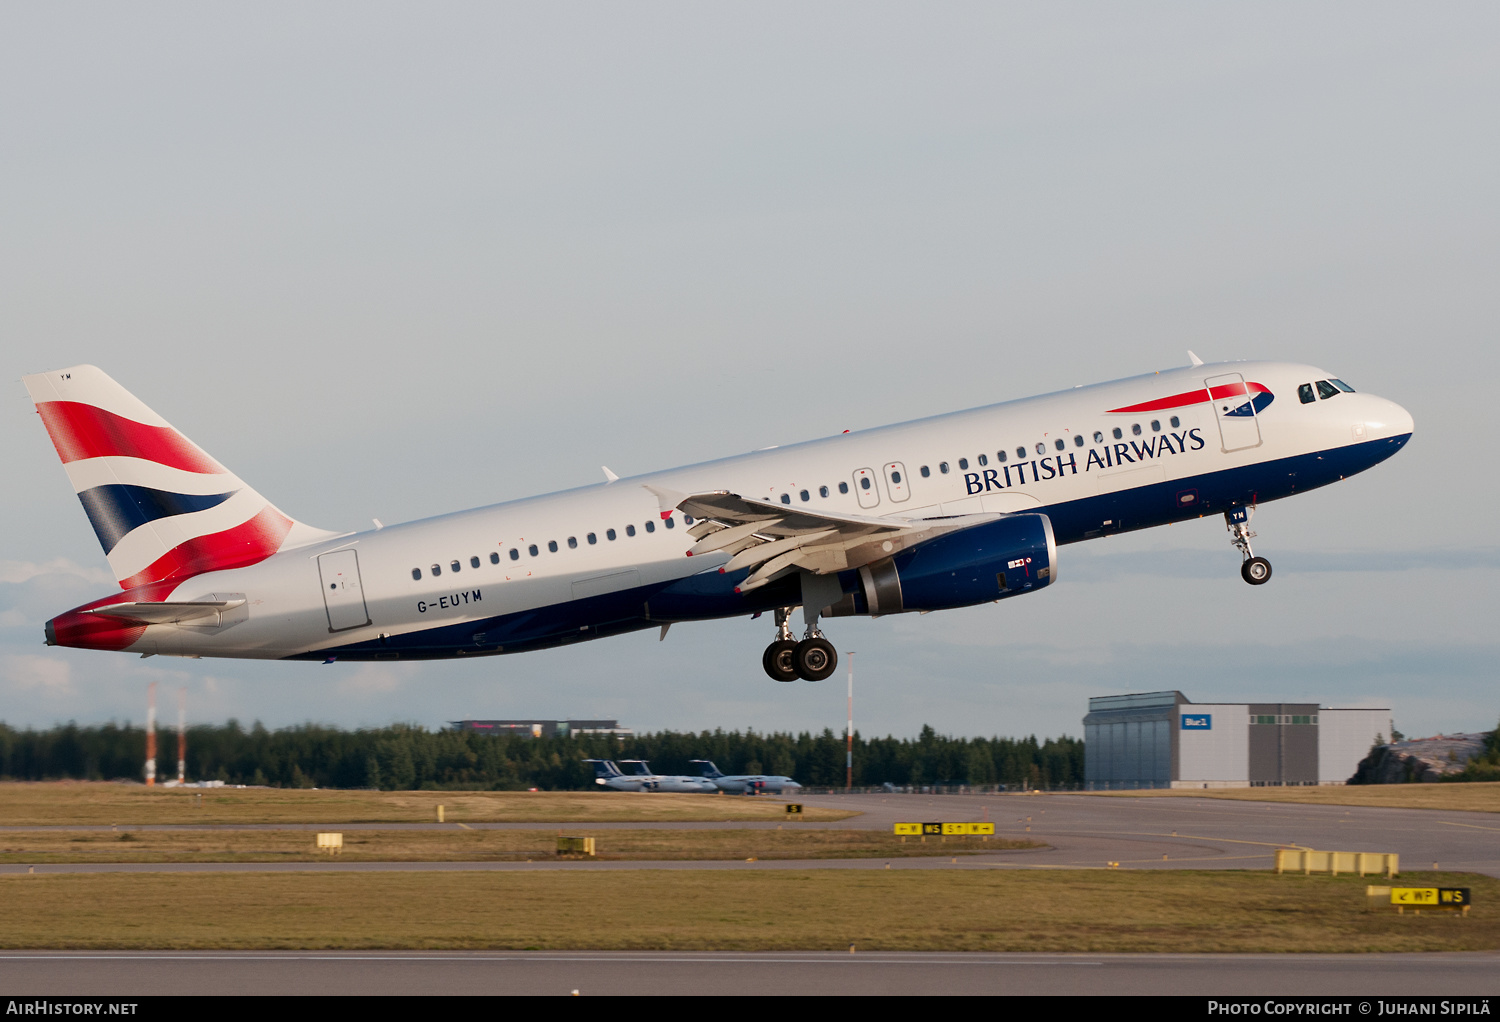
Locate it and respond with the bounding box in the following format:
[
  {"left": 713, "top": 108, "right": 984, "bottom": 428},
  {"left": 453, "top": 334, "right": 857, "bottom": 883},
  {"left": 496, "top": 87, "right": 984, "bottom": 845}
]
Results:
[{"left": 1367, "top": 397, "right": 1415, "bottom": 442}]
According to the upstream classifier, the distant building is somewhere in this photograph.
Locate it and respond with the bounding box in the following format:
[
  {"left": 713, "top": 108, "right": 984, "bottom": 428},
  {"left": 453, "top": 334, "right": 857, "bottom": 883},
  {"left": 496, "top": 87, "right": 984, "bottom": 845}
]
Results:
[
  {"left": 1083, "top": 691, "right": 1390, "bottom": 790},
  {"left": 450, "top": 719, "right": 633, "bottom": 740}
]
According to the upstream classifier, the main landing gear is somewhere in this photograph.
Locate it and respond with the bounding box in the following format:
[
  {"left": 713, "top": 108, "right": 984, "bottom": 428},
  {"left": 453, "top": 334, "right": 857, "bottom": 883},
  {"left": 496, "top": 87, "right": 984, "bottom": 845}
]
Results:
[
  {"left": 1226, "top": 506, "right": 1272, "bottom": 585},
  {"left": 762, "top": 606, "right": 838, "bottom": 682}
]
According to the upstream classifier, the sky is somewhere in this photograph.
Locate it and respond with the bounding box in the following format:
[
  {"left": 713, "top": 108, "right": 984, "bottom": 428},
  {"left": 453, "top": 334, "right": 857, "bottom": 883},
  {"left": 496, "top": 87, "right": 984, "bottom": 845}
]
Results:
[{"left": 2, "top": 2, "right": 1496, "bottom": 743}]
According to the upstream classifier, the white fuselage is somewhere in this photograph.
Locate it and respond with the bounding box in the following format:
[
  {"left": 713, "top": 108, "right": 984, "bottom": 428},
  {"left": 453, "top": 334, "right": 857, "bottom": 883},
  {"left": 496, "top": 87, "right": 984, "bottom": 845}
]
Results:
[{"left": 47, "top": 361, "right": 1413, "bottom": 661}]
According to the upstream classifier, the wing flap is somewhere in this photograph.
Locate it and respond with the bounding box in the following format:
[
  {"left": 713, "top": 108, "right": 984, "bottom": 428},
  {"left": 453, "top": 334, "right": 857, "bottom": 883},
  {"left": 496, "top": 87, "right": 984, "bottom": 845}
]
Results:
[{"left": 663, "top": 486, "right": 1008, "bottom": 583}]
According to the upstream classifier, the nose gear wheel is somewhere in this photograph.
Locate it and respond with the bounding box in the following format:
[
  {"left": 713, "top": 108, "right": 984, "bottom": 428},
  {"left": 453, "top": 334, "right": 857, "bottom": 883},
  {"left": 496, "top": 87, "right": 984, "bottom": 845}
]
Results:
[{"left": 1226, "top": 506, "right": 1272, "bottom": 585}]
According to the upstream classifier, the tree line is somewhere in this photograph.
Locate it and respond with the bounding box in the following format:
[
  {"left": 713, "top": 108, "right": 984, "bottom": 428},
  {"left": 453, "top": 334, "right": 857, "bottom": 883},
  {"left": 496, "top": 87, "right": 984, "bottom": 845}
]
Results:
[{"left": 0, "top": 720, "right": 1084, "bottom": 791}]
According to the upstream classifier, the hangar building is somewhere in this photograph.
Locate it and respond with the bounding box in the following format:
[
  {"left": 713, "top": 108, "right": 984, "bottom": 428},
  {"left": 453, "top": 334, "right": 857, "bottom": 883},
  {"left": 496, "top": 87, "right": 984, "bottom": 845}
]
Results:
[{"left": 1083, "top": 691, "right": 1391, "bottom": 789}]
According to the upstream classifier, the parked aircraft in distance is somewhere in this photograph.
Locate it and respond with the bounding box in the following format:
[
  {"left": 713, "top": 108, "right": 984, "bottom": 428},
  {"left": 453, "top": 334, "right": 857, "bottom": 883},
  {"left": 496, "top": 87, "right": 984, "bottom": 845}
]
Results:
[
  {"left": 24, "top": 357, "right": 1411, "bottom": 681},
  {"left": 585, "top": 759, "right": 718, "bottom": 793},
  {"left": 690, "top": 759, "right": 803, "bottom": 795}
]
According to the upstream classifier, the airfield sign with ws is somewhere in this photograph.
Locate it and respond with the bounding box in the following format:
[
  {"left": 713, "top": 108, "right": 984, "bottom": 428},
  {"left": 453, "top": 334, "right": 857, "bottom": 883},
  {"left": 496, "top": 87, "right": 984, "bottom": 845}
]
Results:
[{"left": 894, "top": 823, "right": 996, "bottom": 836}]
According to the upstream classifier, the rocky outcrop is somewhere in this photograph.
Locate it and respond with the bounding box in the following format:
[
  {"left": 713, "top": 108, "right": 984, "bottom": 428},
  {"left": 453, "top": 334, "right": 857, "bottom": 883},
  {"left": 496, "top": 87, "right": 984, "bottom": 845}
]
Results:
[{"left": 1350, "top": 733, "right": 1489, "bottom": 784}]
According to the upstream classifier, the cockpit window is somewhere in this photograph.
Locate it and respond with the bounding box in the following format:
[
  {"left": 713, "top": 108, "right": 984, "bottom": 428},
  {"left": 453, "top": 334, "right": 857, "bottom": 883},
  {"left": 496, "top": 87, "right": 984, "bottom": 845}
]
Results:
[
  {"left": 1298, "top": 383, "right": 1315, "bottom": 404},
  {"left": 1328, "top": 378, "right": 1355, "bottom": 393},
  {"left": 1316, "top": 380, "right": 1341, "bottom": 400}
]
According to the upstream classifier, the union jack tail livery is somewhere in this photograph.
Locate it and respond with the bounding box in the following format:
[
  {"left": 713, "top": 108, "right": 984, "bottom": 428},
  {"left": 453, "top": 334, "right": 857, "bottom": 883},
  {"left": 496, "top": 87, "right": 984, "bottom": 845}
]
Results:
[{"left": 23, "top": 365, "right": 334, "bottom": 591}]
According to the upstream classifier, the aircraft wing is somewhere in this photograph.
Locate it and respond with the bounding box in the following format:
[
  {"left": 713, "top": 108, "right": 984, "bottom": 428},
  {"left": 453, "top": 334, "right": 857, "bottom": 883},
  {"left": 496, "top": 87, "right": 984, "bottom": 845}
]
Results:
[{"left": 649, "top": 486, "right": 1004, "bottom": 593}]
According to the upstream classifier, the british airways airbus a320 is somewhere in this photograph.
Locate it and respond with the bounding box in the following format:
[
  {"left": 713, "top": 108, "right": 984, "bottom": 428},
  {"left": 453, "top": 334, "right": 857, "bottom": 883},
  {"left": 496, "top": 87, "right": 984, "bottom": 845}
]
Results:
[{"left": 23, "top": 356, "right": 1411, "bottom": 682}]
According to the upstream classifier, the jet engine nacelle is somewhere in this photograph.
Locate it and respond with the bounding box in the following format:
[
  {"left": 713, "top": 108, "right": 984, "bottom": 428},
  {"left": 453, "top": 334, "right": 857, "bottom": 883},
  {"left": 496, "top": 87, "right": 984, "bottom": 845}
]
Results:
[{"left": 830, "top": 513, "right": 1057, "bottom": 616}]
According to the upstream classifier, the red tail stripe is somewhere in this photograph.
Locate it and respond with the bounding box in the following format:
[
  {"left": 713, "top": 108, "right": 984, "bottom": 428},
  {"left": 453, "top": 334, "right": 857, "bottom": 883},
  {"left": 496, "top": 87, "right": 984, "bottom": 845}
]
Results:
[
  {"left": 36, "top": 401, "right": 224, "bottom": 474},
  {"left": 118, "top": 506, "right": 293, "bottom": 590},
  {"left": 1108, "top": 382, "right": 1268, "bottom": 415}
]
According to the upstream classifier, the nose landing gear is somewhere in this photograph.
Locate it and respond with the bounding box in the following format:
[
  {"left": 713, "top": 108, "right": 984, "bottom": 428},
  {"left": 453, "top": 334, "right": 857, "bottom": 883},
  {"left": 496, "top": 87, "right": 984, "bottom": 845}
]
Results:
[
  {"left": 1227, "top": 506, "right": 1272, "bottom": 585},
  {"left": 761, "top": 607, "right": 839, "bottom": 681}
]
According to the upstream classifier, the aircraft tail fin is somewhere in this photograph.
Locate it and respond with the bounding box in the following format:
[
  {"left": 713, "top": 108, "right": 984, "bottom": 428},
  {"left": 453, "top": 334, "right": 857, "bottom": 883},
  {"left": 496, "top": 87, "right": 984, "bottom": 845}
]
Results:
[
  {"left": 583, "top": 759, "right": 622, "bottom": 779},
  {"left": 23, "top": 365, "right": 338, "bottom": 590},
  {"left": 688, "top": 759, "right": 724, "bottom": 778},
  {"left": 617, "top": 759, "right": 652, "bottom": 776}
]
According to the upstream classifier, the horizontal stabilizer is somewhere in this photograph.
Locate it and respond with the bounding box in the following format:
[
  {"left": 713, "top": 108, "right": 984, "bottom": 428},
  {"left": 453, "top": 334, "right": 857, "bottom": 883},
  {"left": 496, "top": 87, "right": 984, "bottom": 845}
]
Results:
[{"left": 84, "top": 598, "right": 246, "bottom": 625}]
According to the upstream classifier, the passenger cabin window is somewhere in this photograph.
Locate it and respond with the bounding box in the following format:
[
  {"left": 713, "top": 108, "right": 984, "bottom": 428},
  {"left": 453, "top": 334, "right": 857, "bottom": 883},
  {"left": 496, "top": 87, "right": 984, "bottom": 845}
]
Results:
[
  {"left": 1034, "top": 443, "right": 1044, "bottom": 455},
  {"left": 510, "top": 549, "right": 520, "bottom": 561},
  {"left": 920, "top": 466, "right": 931, "bottom": 477},
  {"left": 548, "top": 540, "right": 558, "bottom": 552},
  {"left": 626, "top": 524, "right": 636, "bottom": 536},
  {"left": 939, "top": 462, "right": 949, "bottom": 474},
  {"left": 859, "top": 476, "right": 871, "bottom": 490},
  {"left": 958, "top": 458, "right": 968, "bottom": 471},
  {"left": 891, "top": 470, "right": 902, "bottom": 483},
  {"left": 645, "top": 520, "right": 655, "bottom": 533},
  {"left": 489, "top": 552, "right": 500, "bottom": 564},
  {"left": 819, "top": 485, "right": 829, "bottom": 497},
  {"left": 431, "top": 564, "right": 441, "bottom": 576},
  {"left": 1093, "top": 431, "right": 1104, "bottom": 443},
  {"left": 1112, "top": 427, "right": 1123, "bottom": 440},
  {"left": 470, "top": 556, "right": 480, "bottom": 568},
  {"left": 451, "top": 560, "right": 461, "bottom": 572},
  {"left": 607, "top": 529, "right": 617, "bottom": 541},
  {"left": 1169, "top": 416, "right": 1180, "bottom": 428},
  {"left": 1074, "top": 435, "right": 1084, "bottom": 447},
  {"left": 838, "top": 482, "right": 849, "bottom": 494},
  {"left": 1015, "top": 447, "right": 1026, "bottom": 460},
  {"left": 664, "top": 517, "right": 674, "bottom": 529},
  {"left": 977, "top": 454, "right": 987, "bottom": 467},
  {"left": 587, "top": 533, "right": 597, "bottom": 545},
  {"left": 1316, "top": 380, "right": 1340, "bottom": 400},
  {"left": 1131, "top": 423, "right": 1142, "bottom": 436},
  {"left": 780, "top": 493, "right": 791, "bottom": 504},
  {"left": 1298, "top": 383, "right": 1315, "bottom": 404},
  {"left": 567, "top": 536, "right": 578, "bottom": 548},
  {"left": 1150, "top": 420, "right": 1160, "bottom": 432},
  {"left": 411, "top": 568, "right": 421, "bottom": 580},
  {"left": 528, "top": 544, "right": 539, "bottom": 557},
  {"left": 1054, "top": 438, "right": 1065, "bottom": 451},
  {"left": 996, "top": 450, "right": 1007, "bottom": 463},
  {"left": 799, "top": 489, "right": 809, "bottom": 501}
]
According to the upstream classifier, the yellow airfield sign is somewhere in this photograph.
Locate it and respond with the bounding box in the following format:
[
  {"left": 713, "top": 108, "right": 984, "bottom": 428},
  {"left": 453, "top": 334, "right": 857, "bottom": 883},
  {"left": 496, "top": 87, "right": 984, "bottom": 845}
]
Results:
[
  {"left": 1390, "top": 887, "right": 1470, "bottom": 907},
  {"left": 894, "top": 822, "right": 995, "bottom": 836}
]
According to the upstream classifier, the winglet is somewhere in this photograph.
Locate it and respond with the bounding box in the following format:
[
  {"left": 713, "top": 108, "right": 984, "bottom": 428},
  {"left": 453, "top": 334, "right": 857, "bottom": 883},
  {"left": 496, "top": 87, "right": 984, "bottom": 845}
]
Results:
[
  {"left": 1187, "top": 350, "right": 1205, "bottom": 367},
  {"left": 601, "top": 466, "right": 619, "bottom": 483},
  {"left": 642, "top": 483, "right": 688, "bottom": 519}
]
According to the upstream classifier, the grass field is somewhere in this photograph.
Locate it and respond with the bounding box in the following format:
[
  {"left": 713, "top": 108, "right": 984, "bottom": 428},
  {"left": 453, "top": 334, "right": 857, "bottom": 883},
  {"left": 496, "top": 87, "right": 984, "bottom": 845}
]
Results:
[
  {"left": 1, "top": 870, "right": 1492, "bottom": 952},
  {"left": 0, "top": 828, "right": 1037, "bottom": 863},
  {"left": 1095, "top": 782, "right": 1500, "bottom": 814},
  {"left": 0, "top": 783, "right": 854, "bottom": 825}
]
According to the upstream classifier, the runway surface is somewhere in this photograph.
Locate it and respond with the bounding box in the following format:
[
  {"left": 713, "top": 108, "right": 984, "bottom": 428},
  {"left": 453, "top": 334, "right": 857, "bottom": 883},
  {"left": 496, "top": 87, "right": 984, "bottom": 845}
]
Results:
[
  {"left": 3, "top": 950, "right": 1497, "bottom": 996},
  {"left": 4, "top": 794, "right": 1496, "bottom": 876}
]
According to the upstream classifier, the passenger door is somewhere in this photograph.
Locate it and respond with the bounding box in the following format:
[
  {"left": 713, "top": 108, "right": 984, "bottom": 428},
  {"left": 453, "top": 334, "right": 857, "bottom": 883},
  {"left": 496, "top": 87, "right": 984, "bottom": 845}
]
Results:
[
  {"left": 1204, "top": 372, "right": 1263, "bottom": 452},
  {"left": 317, "top": 549, "right": 371, "bottom": 632}
]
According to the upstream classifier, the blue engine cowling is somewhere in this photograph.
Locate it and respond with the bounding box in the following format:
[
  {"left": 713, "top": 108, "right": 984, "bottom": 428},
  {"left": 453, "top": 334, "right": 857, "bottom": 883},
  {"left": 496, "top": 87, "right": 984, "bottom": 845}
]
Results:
[{"left": 832, "top": 513, "right": 1057, "bottom": 615}]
